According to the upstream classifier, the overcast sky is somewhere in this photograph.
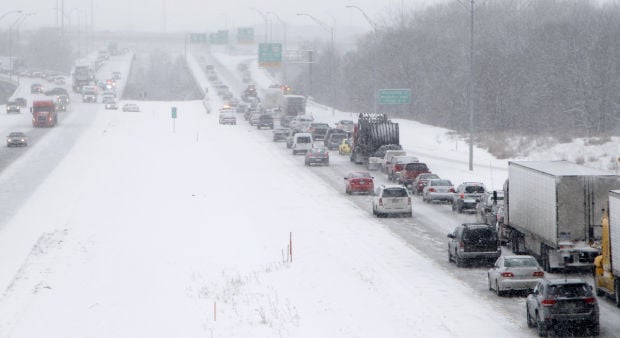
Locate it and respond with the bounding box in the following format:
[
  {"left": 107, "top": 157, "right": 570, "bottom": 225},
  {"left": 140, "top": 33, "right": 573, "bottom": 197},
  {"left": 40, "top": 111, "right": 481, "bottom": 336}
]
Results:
[{"left": 5, "top": 0, "right": 447, "bottom": 35}]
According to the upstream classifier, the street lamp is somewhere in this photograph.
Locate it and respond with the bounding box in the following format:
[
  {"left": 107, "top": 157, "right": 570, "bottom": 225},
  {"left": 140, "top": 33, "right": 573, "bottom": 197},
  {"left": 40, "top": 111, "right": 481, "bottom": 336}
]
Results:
[
  {"left": 0, "top": 10, "right": 22, "bottom": 23},
  {"left": 8, "top": 12, "right": 35, "bottom": 80},
  {"left": 267, "top": 11, "right": 287, "bottom": 84},
  {"left": 345, "top": 5, "right": 378, "bottom": 114},
  {"left": 297, "top": 13, "right": 335, "bottom": 116},
  {"left": 250, "top": 8, "right": 269, "bottom": 42}
]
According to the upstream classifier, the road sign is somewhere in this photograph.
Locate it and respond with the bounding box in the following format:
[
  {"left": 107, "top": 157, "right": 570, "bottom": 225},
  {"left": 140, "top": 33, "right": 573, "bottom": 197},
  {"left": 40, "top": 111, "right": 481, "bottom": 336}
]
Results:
[
  {"left": 258, "top": 43, "right": 282, "bottom": 68},
  {"left": 189, "top": 33, "right": 207, "bottom": 43},
  {"left": 171, "top": 107, "right": 177, "bottom": 119},
  {"left": 284, "top": 50, "right": 314, "bottom": 64},
  {"left": 379, "top": 89, "right": 411, "bottom": 105},
  {"left": 209, "top": 30, "right": 229, "bottom": 44},
  {"left": 237, "top": 27, "right": 254, "bottom": 44}
]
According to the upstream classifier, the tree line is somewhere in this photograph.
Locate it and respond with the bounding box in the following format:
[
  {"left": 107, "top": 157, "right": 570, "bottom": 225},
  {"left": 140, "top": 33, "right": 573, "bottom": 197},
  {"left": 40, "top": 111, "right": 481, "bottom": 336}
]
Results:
[{"left": 292, "top": 0, "right": 620, "bottom": 139}]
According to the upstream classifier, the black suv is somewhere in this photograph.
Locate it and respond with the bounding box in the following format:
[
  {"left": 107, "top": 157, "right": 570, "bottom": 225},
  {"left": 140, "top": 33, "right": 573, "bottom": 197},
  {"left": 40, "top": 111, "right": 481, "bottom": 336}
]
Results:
[
  {"left": 447, "top": 223, "right": 501, "bottom": 267},
  {"left": 257, "top": 114, "right": 274, "bottom": 129},
  {"left": 452, "top": 182, "right": 486, "bottom": 213},
  {"left": 526, "top": 278, "right": 599, "bottom": 336}
]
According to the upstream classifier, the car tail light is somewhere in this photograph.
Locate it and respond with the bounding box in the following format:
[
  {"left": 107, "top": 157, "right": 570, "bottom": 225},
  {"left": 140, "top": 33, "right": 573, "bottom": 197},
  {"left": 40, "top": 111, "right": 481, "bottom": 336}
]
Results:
[
  {"left": 541, "top": 299, "right": 556, "bottom": 306},
  {"left": 378, "top": 198, "right": 383, "bottom": 206},
  {"left": 459, "top": 241, "right": 464, "bottom": 249},
  {"left": 501, "top": 272, "right": 514, "bottom": 277},
  {"left": 533, "top": 271, "right": 544, "bottom": 277},
  {"left": 449, "top": 188, "right": 455, "bottom": 193},
  {"left": 428, "top": 188, "right": 436, "bottom": 192},
  {"left": 584, "top": 297, "right": 597, "bottom": 304},
  {"left": 459, "top": 193, "right": 464, "bottom": 198}
]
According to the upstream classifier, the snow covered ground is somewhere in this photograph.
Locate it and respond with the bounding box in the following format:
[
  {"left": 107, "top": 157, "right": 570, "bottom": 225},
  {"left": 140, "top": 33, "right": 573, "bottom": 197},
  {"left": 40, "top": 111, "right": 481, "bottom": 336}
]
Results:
[
  {"left": 0, "top": 49, "right": 535, "bottom": 337},
  {"left": 1, "top": 44, "right": 618, "bottom": 337}
]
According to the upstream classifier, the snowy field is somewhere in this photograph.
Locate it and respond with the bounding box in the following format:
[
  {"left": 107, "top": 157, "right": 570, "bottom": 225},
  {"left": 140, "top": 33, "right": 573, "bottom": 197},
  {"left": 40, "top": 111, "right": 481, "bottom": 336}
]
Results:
[{"left": 0, "top": 45, "right": 618, "bottom": 337}]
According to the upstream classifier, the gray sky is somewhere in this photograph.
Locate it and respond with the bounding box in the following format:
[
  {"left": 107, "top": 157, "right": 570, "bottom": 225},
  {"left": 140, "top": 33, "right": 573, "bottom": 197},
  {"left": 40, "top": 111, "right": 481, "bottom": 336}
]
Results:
[{"left": 5, "top": 0, "right": 445, "bottom": 34}]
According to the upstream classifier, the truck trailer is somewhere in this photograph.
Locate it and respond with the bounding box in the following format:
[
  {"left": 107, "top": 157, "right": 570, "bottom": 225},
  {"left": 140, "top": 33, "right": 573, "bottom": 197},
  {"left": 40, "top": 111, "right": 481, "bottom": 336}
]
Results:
[
  {"left": 350, "top": 113, "right": 399, "bottom": 165},
  {"left": 593, "top": 190, "right": 620, "bottom": 307},
  {"left": 504, "top": 161, "right": 620, "bottom": 272}
]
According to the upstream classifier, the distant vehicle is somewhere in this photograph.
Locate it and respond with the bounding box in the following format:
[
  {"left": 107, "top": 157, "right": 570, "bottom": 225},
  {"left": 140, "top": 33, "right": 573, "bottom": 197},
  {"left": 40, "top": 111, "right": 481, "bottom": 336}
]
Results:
[
  {"left": 6, "top": 101, "right": 20, "bottom": 113},
  {"left": 344, "top": 171, "right": 374, "bottom": 195},
  {"left": 272, "top": 128, "right": 289, "bottom": 142},
  {"left": 291, "top": 132, "right": 313, "bottom": 155},
  {"left": 305, "top": 148, "right": 329, "bottom": 166},
  {"left": 325, "top": 131, "right": 348, "bottom": 151},
  {"left": 382, "top": 149, "right": 407, "bottom": 173},
  {"left": 55, "top": 100, "right": 67, "bottom": 112},
  {"left": 249, "top": 112, "right": 263, "bottom": 126},
  {"left": 452, "top": 182, "right": 486, "bottom": 213},
  {"left": 387, "top": 155, "right": 419, "bottom": 181},
  {"left": 447, "top": 223, "right": 501, "bottom": 267},
  {"left": 81, "top": 85, "right": 98, "bottom": 103},
  {"left": 122, "top": 103, "right": 140, "bottom": 112},
  {"left": 476, "top": 190, "right": 504, "bottom": 226},
  {"left": 56, "top": 94, "right": 70, "bottom": 105},
  {"left": 339, "top": 138, "right": 352, "bottom": 155},
  {"left": 413, "top": 173, "right": 440, "bottom": 195},
  {"left": 487, "top": 255, "right": 544, "bottom": 296},
  {"left": 257, "top": 114, "right": 274, "bottom": 129},
  {"left": 422, "top": 178, "right": 455, "bottom": 203},
  {"left": 30, "top": 83, "right": 44, "bottom": 93},
  {"left": 397, "top": 162, "right": 431, "bottom": 189},
  {"left": 45, "top": 87, "right": 69, "bottom": 97},
  {"left": 54, "top": 76, "right": 66, "bottom": 85},
  {"left": 103, "top": 97, "right": 118, "bottom": 110},
  {"left": 31, "top": 100, "right": 57, "bottom": 127},
  {"left": 219, "top": 111, "right": 237, "bottom": 125},
  {"left": 14, "top": 97, "right": 27, "bottom": 107},
  {"left": 280, "top": 95, "right": 306, "bottom": 125},
  {"left": 289, "top": 115, "right": 314, "bottom": 132},
  {"left": 526, "top": 278, "right": 599, "bottom": 336},
  {"left": 336, "top": 119, "right": 354, "bottom": 132},
  {"left": 6, "top": 132, "right": 27, "bottom": 147},
  {"left": 308, "top": 122, "right": 330, "bottom": 141},
  {"left": 372, "top": 184, "right": 412, "bottom": 218},
  {"left": 368, "top": 144, "right": 402, "bottom": 171}
]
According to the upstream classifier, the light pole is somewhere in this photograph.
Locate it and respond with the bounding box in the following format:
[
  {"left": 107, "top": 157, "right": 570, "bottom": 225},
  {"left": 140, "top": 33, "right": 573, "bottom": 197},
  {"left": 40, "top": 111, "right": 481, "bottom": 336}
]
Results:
[
  {"left": 346, "top": 5, "right": 378, "bottom": 114},
  {"left": 297, "top": 13, "right": 335, "bottom": 116},
  {"left": 251, "top": 8, "right": 269, "bottom": 42},
  {"left": 267, "top": 11, "right": 287, "bottom": 84},
  {"left": 0, "top": 10, "right": 22, "bottom": 23},
  {"left": 8, "top": 13, "right": 34, "bottom": 80}
]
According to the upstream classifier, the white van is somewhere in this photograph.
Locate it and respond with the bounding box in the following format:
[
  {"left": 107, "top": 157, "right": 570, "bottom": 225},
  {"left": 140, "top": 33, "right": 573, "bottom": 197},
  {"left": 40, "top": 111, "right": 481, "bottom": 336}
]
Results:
[{"left": 292, "top": 132, "right": 313, "bottom": 155}]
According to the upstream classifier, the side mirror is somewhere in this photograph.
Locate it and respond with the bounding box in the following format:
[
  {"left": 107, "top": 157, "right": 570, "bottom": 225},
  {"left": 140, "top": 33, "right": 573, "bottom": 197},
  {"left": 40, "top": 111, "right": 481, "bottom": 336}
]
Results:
[
  {"left": 447, "top": 233, "right": 455, "bottom": 239},
  {"left": 344, "top": 177, "right": 348, "bottom": 180}
]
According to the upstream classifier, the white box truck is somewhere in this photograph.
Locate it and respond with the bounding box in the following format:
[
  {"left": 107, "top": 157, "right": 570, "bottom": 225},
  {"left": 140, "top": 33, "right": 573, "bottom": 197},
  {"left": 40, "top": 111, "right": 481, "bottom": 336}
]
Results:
[
  {"left": 593, "top": 190, "right": 620, "bottom": 306},
  {"left": 504, "top": 161, "right": 620, "bottom": 272}
]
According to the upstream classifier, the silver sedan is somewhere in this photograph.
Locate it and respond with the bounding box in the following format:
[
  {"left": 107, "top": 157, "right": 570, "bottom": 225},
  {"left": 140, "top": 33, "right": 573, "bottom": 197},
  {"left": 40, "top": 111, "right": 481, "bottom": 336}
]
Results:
[
  {"left": 487, "top": 255, "right": 545, "bottom": 296},
  {"left": 422, "top": 179, "right": 455, "bottom": 203}
]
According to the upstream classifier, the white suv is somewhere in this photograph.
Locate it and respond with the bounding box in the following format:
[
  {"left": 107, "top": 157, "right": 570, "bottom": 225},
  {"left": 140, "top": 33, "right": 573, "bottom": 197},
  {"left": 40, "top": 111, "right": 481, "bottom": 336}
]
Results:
[{"left": 372, "top": 185, "right": 412, "bottom": 218}]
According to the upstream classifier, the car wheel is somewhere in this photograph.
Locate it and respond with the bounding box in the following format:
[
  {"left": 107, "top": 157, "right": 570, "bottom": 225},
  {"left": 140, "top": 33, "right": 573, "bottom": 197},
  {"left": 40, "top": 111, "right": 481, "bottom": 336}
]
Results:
[
  {"left": 346, "top": 187, "right": 351, "bottom": 195},
  {"left": 455, "top": 254, "right": 464, "bottom": 267},
  {"left": 495, "top": 280, "right": 503, "bottom": 297},
  {"left": 536, "top": 313, "right": 547, "bottom": 337},
  {"left": 488, "top": 275, "right": 493, "bottom": 291},
  {"left": 526, "top": 306, "right": 536, "bottom": 328}
]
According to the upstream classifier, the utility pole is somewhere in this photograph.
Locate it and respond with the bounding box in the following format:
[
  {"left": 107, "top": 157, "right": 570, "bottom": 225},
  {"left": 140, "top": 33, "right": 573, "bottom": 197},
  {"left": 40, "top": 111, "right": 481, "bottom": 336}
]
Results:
[{"left": 467, "top": 0, "right": 475, "bottom": 171}]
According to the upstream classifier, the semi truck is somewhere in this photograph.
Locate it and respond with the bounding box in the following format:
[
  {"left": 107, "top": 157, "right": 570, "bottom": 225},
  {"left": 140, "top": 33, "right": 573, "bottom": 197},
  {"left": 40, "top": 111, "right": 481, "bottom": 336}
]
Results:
[
  {"left": 593, "top": 190, "right": 620, "bottom": 306},
  {"left": 72, "top": 61, "right": 94, "bottom": 93},
  {"left": 503, "top": 160, "right": 620, "bottom": 272},
  {"left": 279, "top": 95, "right": 306, "bottom": 127},
  {"left": 350, "top": 113, "right": 399, "bottom": 165},
  {"left": 31, "top": 100, "right": 57, "bottom": 127}
]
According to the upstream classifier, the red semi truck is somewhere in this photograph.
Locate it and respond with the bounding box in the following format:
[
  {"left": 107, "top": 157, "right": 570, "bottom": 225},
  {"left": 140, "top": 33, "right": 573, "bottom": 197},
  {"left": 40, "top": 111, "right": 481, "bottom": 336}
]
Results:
[{"left": 31, "top": 100, "right": 57, "bottom": 127}]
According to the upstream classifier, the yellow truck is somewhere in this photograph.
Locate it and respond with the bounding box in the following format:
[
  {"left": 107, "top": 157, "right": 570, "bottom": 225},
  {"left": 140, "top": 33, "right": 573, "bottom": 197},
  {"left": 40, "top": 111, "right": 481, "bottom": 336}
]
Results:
[{"left": 593, "top": 190, "right": 620, "bottom": 306}]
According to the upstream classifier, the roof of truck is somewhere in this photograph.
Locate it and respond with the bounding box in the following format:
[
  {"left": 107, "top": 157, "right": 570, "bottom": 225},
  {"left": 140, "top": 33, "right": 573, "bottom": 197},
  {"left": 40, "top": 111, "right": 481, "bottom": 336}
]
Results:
[{"left": 509, "top": 160, "right": 616, "bottom": 176}]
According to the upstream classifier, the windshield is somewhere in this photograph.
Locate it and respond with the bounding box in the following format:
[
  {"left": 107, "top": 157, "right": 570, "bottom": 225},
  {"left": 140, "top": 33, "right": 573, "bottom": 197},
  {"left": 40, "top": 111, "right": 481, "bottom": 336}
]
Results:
[
  {"left": 383, "top": 188, "right": 408, "bottom": 197},
  {"left": 504, "top": 257, "right": 538, "bottom": 268}
]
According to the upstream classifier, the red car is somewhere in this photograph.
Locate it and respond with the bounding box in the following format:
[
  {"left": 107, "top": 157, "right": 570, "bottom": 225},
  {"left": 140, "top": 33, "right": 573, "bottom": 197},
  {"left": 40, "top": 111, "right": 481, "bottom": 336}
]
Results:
[
  {"left": 413, "top": 173, "right": 440, "bottom": 194},
  {"left": 397, "top": 162, "right": 431, "bottom": 188},
  {"left": 344, "top": 171, "right": 375, "bottom": 195}
]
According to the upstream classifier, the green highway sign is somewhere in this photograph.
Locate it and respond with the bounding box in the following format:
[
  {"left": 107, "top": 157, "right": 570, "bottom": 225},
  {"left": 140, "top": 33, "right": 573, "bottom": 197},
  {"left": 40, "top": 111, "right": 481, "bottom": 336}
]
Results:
[
  {"left": 237, "top": 27, "right": 254, "bottom": 44},
  {"left": 379, "top": 89, "right": 411, "bottom": 105},
  {"left": 171, "top": 106, "right": 177, "bottom": 119},
  {"left": 189, "top": 33, "right": 207, "bottom": 43},
  {"left": 258, "top": 43, "right": 282, "bottom": 67},
  {"left": 209, "top": 30, "right": 229, "bottom": 44}
]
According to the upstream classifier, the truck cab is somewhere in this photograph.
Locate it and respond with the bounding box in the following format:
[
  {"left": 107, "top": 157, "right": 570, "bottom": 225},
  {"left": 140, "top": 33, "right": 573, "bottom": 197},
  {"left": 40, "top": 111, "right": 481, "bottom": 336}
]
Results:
[{"left": 31, "top": 100, "right": 57, "bottom": 127}]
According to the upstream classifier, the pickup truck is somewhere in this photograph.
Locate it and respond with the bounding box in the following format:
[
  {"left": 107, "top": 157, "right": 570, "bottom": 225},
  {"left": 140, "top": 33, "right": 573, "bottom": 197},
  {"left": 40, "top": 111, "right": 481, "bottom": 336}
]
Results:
[{"left": 397, "top": 162, "right": 431, "bottom": 188}]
